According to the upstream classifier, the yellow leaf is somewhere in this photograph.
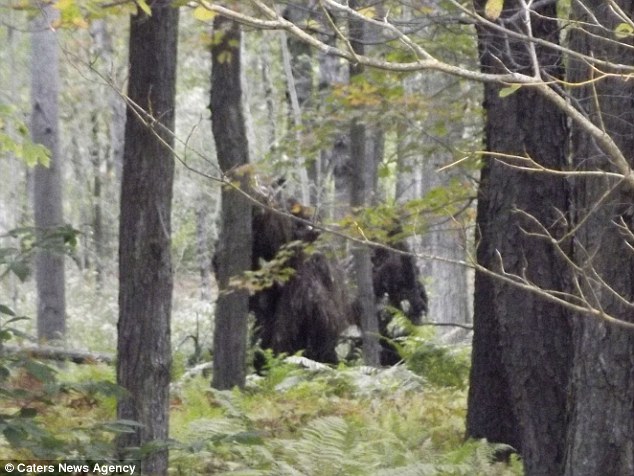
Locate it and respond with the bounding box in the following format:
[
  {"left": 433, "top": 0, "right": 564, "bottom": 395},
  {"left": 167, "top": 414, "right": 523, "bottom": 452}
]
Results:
[
  {"left": 498, "top": 84, "right": 521, "bottom": 98},
  {"left": 72, "top": 16, "right": 89, "bottom": 29},
  {"left": 358, "top": 7, "right": 376, "bottom": 18},
  {"left": 218, "top": 50, "right": 232, "bottom": 64},
  {"left": 193, "top": 5, "right": 216, "bottom": 22},
  {"left": 136, "top": 0, "right": 152, "bottom": 16},
  {"left": 614, "top": 22, "right": 634, "bottom": 39},
  {"left": 484, "top": 0, "right": 504, "bottom": 20},
  {"left": 54, "top": 0, "right": 75, "bottom": 12}
]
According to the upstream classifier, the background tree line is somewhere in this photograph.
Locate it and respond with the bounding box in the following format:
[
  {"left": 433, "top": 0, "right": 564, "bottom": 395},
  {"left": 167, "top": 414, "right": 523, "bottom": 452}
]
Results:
[{"left": 2, "top": 0, "right": 633, "bottom": 474}]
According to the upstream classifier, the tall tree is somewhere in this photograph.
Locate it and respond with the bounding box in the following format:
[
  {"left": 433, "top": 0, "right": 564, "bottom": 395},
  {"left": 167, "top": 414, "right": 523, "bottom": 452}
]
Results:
[
  {"left": 282, "top": 1, "right": 314, "bottom": 203},
  {"left": 116, "top": 2, "right": 179, "bottom": 474},
  {"left": 466, "top": 0, "right": 572, "bottom": 473},
  {"left": 564, "top": 1, "right": 634, "bottom": 473},
  {"left": 88, "top": 19, "right": 117, "bottom": 289},
  {"left": 349, "top": 0, "right": 380, "bottom": 366},
  {"left": 30, "top": 2, "right": 65, "bottom": 343},
  {"left": 210, "top": 16, "right": 252, "bottom": 390}
]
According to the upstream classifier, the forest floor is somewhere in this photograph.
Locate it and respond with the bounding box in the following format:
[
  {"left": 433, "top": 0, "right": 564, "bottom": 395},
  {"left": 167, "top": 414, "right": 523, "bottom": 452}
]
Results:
[{"left": 0, "top": 269, "right": 522, "bottom": 475}]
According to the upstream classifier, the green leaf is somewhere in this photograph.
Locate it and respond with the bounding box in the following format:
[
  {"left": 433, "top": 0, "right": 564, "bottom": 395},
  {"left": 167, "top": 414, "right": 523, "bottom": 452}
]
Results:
[
  {"left": 193, "top": 5, "right": 216, "bottom": 22},
  {"left": 614, "top": 22, "right": 634, "bottom": 39},
  {"left": 484, "top": 0, "right": 504, "bottom": 20},
  {"left": 0, "top": 304, "right": 16, "bottom": 316},
  {"left": 9, "top": 261, "right": 30, "bottom": 282},
  {"left": 19, "top": 407, "right": 38, "bottom": 418},
  {"left": 3, "top": 425, "right": 27, "bottom": 446},
  {"left": 0, "top": 365, "right": 10, "bottom": 380},
  {"left": 22, "top": 142, "right": 50, "bottom": 167},
  {"left": 24, "top": 360, "right": 57, "bottom": 384},
  {"left": 499, "top": 84, "right": 521, "bottom": 98},
  {"left": 5, "top": 316, "right": 30, "bottom": 326}
]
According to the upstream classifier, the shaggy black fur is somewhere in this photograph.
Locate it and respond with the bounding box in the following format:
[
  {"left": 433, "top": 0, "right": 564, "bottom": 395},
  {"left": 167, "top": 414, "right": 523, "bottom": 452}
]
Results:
[
  {"left": 250, "top": 195, "right": 351, "bottom": 370},
  {"left": 371, "top": 238, "right": 428, "bottom": 365}
]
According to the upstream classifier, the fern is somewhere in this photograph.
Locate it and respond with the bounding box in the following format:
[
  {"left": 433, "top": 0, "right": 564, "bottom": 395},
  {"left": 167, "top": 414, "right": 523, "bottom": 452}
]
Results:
[
  {"left": 374, "top": 462, "right": 471, "bottom": 476},
  {"left": 171, "top": 365, "right": 523, "bottom": 476}
]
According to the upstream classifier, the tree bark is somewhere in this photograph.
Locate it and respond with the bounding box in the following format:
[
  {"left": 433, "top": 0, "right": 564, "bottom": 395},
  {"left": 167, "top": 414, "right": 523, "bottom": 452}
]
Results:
[
  {"left": 89, "top": 19, "right": 115, "bottom": 289},
  {"left": 349, "top": 1, "right": 381, "bottom": 366},
  {"left": 116, "top": 3, "right": 178, "bottom": 474},
  {"left": 564, "top": 1, "right": 634, "bottom": 473},
  {"left": 467, "top": 1, "right": 572, "bottom": 474},
  {"left": 30, "top": 2, "right": 65, "bottom": 343},
  {"left": 210, "top": 17, "right": 252, "bottom": 390},
  {"left": 279, "top": 2, "right": 313, "bottom": 204},
  {"left": 195, "top": 196, "right": 212, "bottom": 302}
]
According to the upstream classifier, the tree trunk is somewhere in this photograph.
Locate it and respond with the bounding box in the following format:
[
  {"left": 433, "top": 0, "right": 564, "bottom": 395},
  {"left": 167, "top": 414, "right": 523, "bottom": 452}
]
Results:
[
  {"left": 280, "top": 2, "right": 313, "bottom": 204},
  {"left": 210, "top": 17, "right": 252, "bottom": 390},
  {"left": 349, "top": 1, "right": 381, "bottom": 366},
  {"left": 195, "top": 196, "right": 212, "bottom": 302},
  {"left": 30, "top": 2, "right": 65, "bottom": 343},
  {"left": 259, "top": 34, "right": 277, "bottom": 151},
  {"left": 564, "top": 1, "right": 634, "bottom": 473},
  {"left": 467, "top": 1, "right": 572, "bottom": 473},
  {"left": 315, "top": 6, "right": 347, "bottom": 213},
  {"left": 89, "top": 19, "right": 115, "bottom": 289},
  {"left": 116, "top": 3, "right": 179, "bottom": 474}
]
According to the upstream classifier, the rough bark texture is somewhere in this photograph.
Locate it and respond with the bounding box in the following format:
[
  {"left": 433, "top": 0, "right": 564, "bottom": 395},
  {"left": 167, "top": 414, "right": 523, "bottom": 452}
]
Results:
[
  {"left": 116, "top": 3, "right": 178, "bottom": 474},
  {"left": 467, "top": 1, "right": 572, "bottom": 474},
  {"left": 467, "top": 169, "right": 519, "bottom": 449},
  {"left": 30, "top": 3, "right": 65, "bottom": 343},
  {"left": 348, "top": 2, "right": 381, "bottom": 366},
  {"left": 211, "top": 17, "right": 252, "bottom": 390},
  {"left": 564, "top": 1, "right": 634, "bottom": 474}
]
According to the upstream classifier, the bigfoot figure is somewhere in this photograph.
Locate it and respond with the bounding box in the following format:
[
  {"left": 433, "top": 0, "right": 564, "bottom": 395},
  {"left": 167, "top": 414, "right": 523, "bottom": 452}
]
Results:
[
  {"left": 372, "top": 237, "right": 428, "bottom": 365},
  {"left": 250, "top": 193, "right": 351, "bottom": 369}
]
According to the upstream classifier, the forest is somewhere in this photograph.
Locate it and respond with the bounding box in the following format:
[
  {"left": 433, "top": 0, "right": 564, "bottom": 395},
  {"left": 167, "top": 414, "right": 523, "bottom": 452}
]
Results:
[{"left": 1, "top": 0, "right": 634, "bottom": 475}]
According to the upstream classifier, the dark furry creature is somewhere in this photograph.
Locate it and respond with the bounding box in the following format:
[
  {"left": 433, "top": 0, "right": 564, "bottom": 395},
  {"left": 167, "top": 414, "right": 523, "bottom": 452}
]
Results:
[
  {"left": 248, "top": 185, "right": 428, "bottom": 368},
  {"left": 262, "top": 252, "right": 350, "bottom": 363},
  {"left": 250, "top": 194, "right": 351, "bottom": 369},
  {"left": 372, "top": 243, "right": 428, "bottom": 323},
  {"left": 371, "top": 238, "right": 428, "bottom": 365}
]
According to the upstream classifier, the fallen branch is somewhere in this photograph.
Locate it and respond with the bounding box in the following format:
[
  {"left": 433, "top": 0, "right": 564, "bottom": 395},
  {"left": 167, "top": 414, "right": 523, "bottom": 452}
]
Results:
[{"left": 1, "top": 344, "right": 113, "bottom": 364}]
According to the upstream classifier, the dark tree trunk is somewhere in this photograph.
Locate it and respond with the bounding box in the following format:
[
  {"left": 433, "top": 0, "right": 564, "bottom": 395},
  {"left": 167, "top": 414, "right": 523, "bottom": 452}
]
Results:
[
  {"left": 349, "top": 1, "right": 380, "bottom": 367},
  {"left": 30, "top": 3, "right": 65, "bottom": 343},
  {"left": 210, "top": 17, "right": 252, "bottom": 390},
  {"left": 467, "top": 1, "right": 572, "bottom": 474},
  {"left": 466, "top": 160, "right": 520, "bottom": 451},
  {"left": 564, "top": 1, "right": 634, "bottom": 474},
  {"left": 116, "top": 3, "right": 178, "bottom": 474}
]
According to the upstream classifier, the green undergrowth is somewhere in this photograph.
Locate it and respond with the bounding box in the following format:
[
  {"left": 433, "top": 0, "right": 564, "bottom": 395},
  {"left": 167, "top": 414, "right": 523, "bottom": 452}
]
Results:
[
  {"left": 0, "top": 354, "right": 127, "bottom": 460},
  {"left": 0, "top": 349, "right": 522, "bottom": 475},
  {"left": 169, "top": 358, "right": 522, "bottom": 476}
]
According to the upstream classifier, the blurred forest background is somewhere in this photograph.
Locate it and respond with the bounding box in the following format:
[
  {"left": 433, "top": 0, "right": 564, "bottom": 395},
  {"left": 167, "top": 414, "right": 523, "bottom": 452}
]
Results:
[{"left": 3, "top": 0, "right": 634, "bottom": 475}]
